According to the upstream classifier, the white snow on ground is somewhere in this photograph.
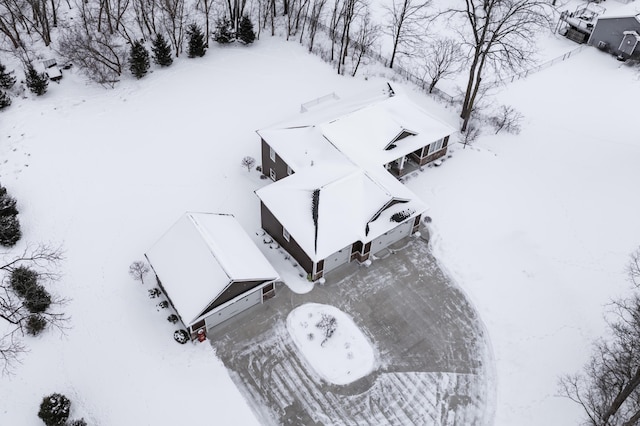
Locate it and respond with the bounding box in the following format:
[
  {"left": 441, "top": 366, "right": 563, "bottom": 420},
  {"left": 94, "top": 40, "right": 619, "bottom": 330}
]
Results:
[
  {"left": 0, "top": 38, "right": 379, "bottom": 425},
  {"left": 286, "top": 303, "right": 376, "bottom": 385},
  {"left": 406, "top": 47, "right": 640, "bottom": 426},
  {"left": 1, "top": 7, "right": 640, "bottom": 424}
]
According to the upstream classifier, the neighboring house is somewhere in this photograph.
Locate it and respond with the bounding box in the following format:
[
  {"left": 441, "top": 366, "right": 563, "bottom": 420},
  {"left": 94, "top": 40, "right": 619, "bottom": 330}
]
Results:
[
  {"left": 588, "top": 14, "right": 640, "bottom": 59},
  {"left": 145, "top": 212, "right": 279, "bottom": 338},
  {"left": 255, "top": 89, "right": 457, "bottom": 281}
]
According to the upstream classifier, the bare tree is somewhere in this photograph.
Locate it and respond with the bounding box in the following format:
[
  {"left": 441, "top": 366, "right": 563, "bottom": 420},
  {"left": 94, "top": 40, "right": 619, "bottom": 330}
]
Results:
[
  {"left": 225, "top": 0, "right": 247, "bottom": 32},
  {"left": 382, "top": 0, "right": 431, "bottom": 69},
  {"left": 159, "top": 0, "right": 186, "bottom": 57},
  {"left": 336, "top": 0, "right": 362, "bottom": 75},
  {"left": 195, "top": 0, "right": 217, "bottom": 46},
  {"left": 559, "top": 247, "right": 640, "bottom": 426},
  {"left": 460, "top": 122, "right": 480, "bottom": 148},
  {"left": 58, "top": 4, "right": 127, "bottom": 87},
  {"left": 128, "top": 260, "right": 150, "bottom": 284},
  {"left": 306, "top": 0, "right": 326, "bottom": 52},
  {"left": 629, "top": 248, "right": 640, "bottom": 288},
  {"left": 443, "top": 0, "right": 553, "bottom": 131},
  {"left": 416, "top": 37, "right": 463, "bottom": 93},
  {"left": 328, "top": 0, "right": 342, "bottom": 60},
  {"left": 490, "top": 104, "right": 523, "bottom": 134},
  {"left": 350, "top": 5, "right": 378, "bottom": 77},
  {"left": 241, "top": 156, "right": 256, "bottom": 172},
  {"left": 132, "top": 0, "right": 159, "bottom": 40},
  {"left": 0, "top": 243, "right": 67, "bottom": 374},
  {"left": 0, "top": 0, "right": 58, "bottom": 48}
]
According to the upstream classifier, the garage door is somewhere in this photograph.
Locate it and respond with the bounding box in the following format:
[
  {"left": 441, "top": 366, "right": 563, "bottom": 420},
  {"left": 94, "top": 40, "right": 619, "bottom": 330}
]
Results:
[
  {"left": 371, "top": 220, "right": 412, "bottom": 255},
  {"left": 323, "top": 246, "right": 351, "bottom": 274},
  {"left": 205, "top": 289, "right": 262, "bottom": 329}
]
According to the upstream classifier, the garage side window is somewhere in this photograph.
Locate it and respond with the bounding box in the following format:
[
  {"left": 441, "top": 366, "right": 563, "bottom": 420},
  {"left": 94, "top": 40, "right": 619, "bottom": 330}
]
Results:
[
  {"left": 283, "top": 227, "right": 290, "bottom": 242},
  {"left": 270, "top": 146, "right": 276, "bottom": 161}
]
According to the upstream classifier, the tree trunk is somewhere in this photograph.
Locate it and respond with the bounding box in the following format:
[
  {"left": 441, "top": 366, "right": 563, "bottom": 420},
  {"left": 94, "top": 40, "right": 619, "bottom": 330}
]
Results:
[{"left": 602, "top": 368, "right": 640, "bottom": 425}]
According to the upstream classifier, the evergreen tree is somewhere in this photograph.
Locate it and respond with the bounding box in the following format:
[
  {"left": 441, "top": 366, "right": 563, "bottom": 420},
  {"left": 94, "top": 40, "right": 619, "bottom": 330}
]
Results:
[
  {"left": 186, "top": 24, "right": 206, "bottom": 57},
  {"left": 151, "top": 33, "right": 173, "bottom": 67},
  {"left": 129, "top": 40, "right": 150, "bottom": 79},
  {"left": 24, "top": 64, "right": 48, "bottom": 96},
  {"left": 214, "top": 17, "right": 234, "bottom": 44},
  {"left": 0, "top": 183, "right": 21, "bottom": 246},
  {"left": 0, "top": 62, "right": 16, "bottom": 90},
  {"left": 0, "top": 90, "right": 10, "bottom": 110},
  {"left": 38, "top": 393, "right": 71, "bottom": 426},
  {"left": 237, "top": 15, "right": 256, "bottom": 44}
]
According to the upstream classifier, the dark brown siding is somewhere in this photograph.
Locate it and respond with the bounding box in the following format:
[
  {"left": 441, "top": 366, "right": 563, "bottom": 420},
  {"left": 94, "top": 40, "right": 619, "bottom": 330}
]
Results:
[
  {"left": 260, "top": 202, "right": 314, "bottom": 274},
  {"left": 261, "top": 139, "right": 292, "bottom": 181},
  {"left": 145, "top": 254, "right": 189, "bottom": 330},
  {"left": 420, "top": 147, "right": 447, "bottom": 165},
  {"left": 200, "top": 279, "right": 268, "bottom": 317}
]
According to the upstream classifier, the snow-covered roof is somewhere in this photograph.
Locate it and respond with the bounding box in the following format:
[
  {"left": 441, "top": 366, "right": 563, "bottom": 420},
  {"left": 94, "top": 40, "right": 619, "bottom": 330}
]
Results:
[
  {"left": 320, "top": 95, "right": 456, "bottom": 167},
  {"left": 257, "top": 126, "right": 347, "bottom": 172},
  {"left": 145, "top": 212, "right": 278, "bottom": 324},
  {"left": 255, "top": 89, "right": 449, "bottom": 261},
  {"left": 260, "top": 93, "right": 456, "bottom": 170},
  {"left": 256, "top": 163, "right": 426, "bottom": 261}
]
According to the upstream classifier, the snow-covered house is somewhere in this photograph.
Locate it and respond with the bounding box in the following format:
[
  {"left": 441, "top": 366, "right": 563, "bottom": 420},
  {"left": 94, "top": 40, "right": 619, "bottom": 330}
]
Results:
[
  {"left": 256, "top": 90, "right": 456, "bottom": 281},
  {"left": 145, "top": 212, "right": 279, "bottom": 338},
  {"left": 588, "top": 14, "right": 640, "bottom": 59}
]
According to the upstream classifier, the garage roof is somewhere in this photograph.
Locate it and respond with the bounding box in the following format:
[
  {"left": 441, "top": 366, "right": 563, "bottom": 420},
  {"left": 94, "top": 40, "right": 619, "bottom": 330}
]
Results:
[{"left": 145, "top": 213, "right": 279, "bottom": 324}]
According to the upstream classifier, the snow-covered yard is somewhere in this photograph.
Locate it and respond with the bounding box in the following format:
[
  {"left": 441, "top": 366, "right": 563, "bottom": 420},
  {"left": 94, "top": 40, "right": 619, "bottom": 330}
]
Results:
[
  {"left": 1, "top": 10, "right": 639, "bottom": 424},
  {"left": 286, "top": 303, "right": 376, "bottom": 385}
]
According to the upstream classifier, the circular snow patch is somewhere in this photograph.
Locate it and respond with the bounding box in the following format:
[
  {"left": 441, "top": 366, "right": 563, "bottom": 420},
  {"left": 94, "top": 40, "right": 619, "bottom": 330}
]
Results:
[{"left": 286, "top": 303, "right": 375, "bottom": 385}]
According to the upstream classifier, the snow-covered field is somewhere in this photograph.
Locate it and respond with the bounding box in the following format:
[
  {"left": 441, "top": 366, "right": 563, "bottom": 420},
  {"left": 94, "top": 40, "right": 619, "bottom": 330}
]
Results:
[{"left": 1, "top": 10, "right": 640, "bottom": 426}]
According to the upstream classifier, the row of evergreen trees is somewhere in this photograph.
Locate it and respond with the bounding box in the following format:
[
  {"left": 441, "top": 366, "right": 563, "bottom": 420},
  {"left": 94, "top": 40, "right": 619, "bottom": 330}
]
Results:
[
  {"left": 129, "top": 17, "right": 255, "bottom": 79},
  {"left": 1, "top": 60, "right": 49, "bottom": 110}
]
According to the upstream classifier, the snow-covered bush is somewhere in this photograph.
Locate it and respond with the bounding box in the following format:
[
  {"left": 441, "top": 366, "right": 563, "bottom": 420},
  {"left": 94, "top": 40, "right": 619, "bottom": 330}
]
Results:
[
  {"left": 129, "top": 40, "right": 150, "bottom": 79},
  {"left": 214, "top": 17, "right": 234, "bottom": 44},
  {"left": 187, "top": 24, "right": 206, "bottom": 58},
  {"left": 152, "top": 34, "right": 173, "bottom": 67},
  {"left": 237, "top": 15, "right": 256, "bottom": 44},
  {"left": 10, "top": 266, "right": 38, "bottom": 298},
  {"left": 158, "top": 300, "right": 169, "bottom": 309},
  {"left": 0, "top": 184, "right": 21, "bottom": 246},
  {"left": 0, "top": 62, "right": 16, "bottom": 90},
  {"left": 490, "top": 105, "right": 523, "bottom": 135},
  {"left": 148, "top": 287, "right": 161, "bottom": 298},
  {"left": 68, "top": 419, "right": 87, "bottom": 426},
  {"left": 25, "top": 64, "right": 48, "bottom": 96},
  {"left": 0, "top": 90, "right": 10, "bottom": 110},
  {"left": 37, "top": 393, "right": 71, "bottom": 426},
  {"left": 316, "top": 313, "right": 337, "bottom": 346},
  {"left": 26, "top": 314, "right": 47, "bottom": 336},
  {"left": 167, "top": 314, "right": 179, "bottom": 324},
  {"left": 173, "top": 329, "right": 189, "bottom": 344},
  {"left": 23, "top": 285, "right": 52, "bottom": 314}
]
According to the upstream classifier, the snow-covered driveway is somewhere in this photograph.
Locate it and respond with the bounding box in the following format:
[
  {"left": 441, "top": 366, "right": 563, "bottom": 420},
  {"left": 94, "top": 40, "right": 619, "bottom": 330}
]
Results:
[{"left": 208, "top": 235, "right": 493, "bottom": 425}]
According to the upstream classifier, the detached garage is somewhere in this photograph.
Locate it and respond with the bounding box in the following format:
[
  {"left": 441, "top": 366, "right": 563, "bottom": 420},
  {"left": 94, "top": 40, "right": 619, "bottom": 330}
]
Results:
[{"left": 145, "top": 212, "right": 279, "bottom": 340}]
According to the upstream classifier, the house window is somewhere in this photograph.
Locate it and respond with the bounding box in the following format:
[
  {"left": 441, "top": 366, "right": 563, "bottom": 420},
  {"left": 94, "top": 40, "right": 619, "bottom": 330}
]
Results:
[
  {"left": 428, "top": 138, "right": 444, "bottom": 154},
  {"left": 269, "top": 146, "right": 276, "bottom": 162},
  {"left": 287, "top": 165, "right": 293, "bottom": 175},
  {"left": 283, "top": 227, "right": 290, "bottom": 242},
  {"left": 270, "top": 168, "right": 276, "bottom": 181}
]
